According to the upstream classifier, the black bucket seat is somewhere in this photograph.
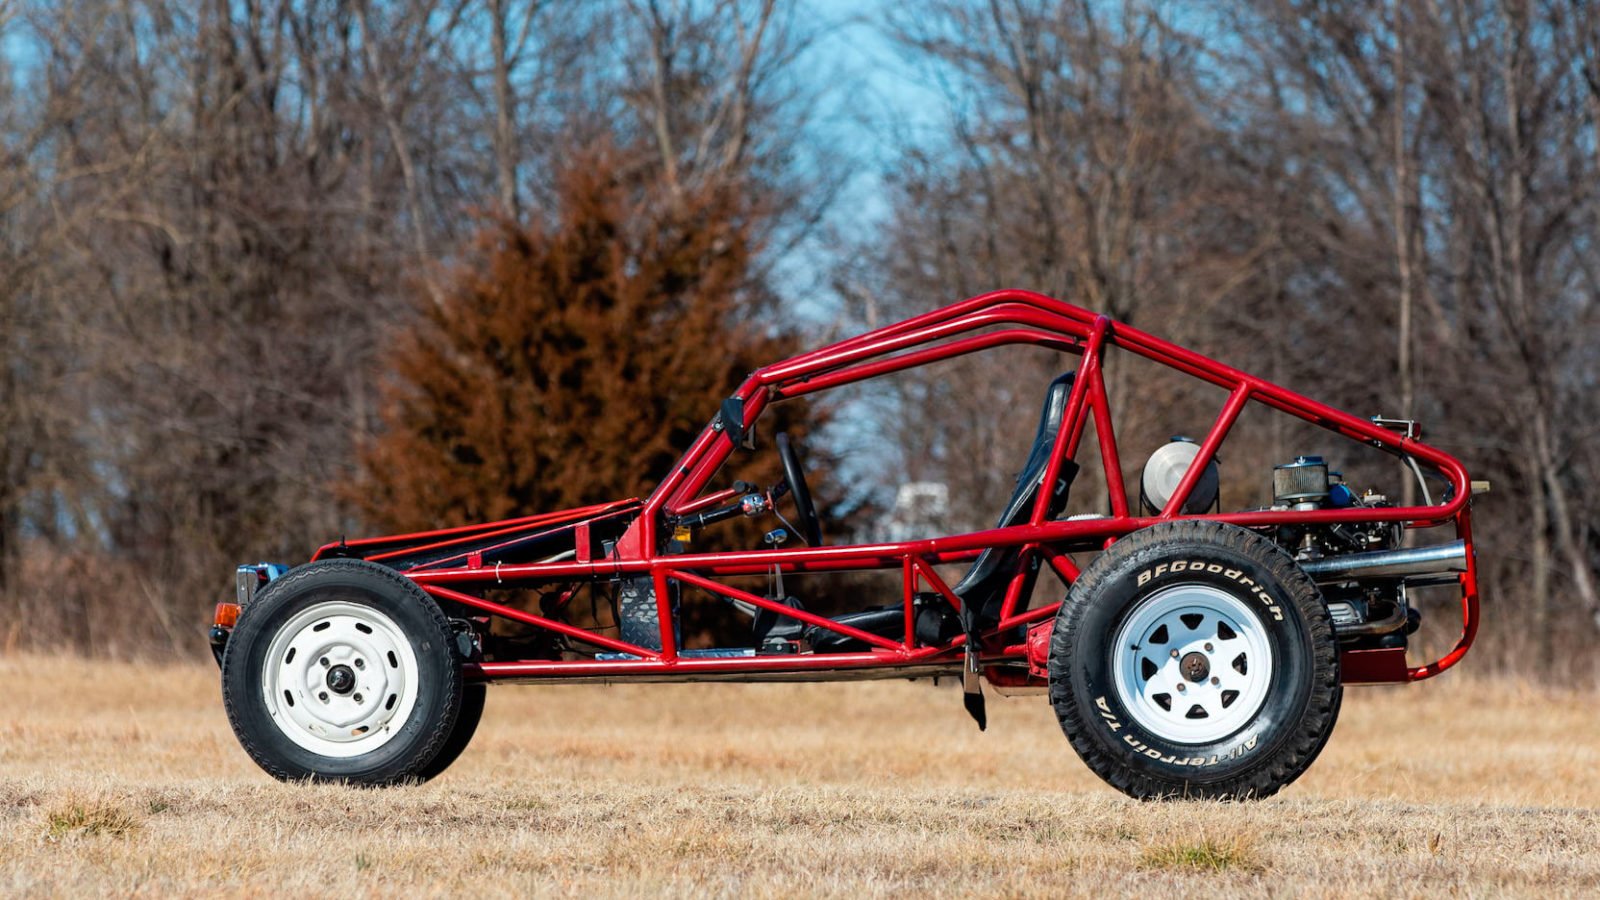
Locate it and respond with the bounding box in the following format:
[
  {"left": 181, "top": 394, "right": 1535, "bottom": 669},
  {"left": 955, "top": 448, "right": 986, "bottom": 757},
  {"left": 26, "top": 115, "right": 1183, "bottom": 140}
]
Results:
[{"left": 805, "top": 373, "right": 1079, "bottom": 651}]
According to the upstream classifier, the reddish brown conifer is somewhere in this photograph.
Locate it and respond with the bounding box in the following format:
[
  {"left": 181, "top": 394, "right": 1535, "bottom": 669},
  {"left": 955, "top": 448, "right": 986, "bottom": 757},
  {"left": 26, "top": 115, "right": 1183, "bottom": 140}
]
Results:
[{"left": 353, "top": 143, "right": 815, "bottom": 533}]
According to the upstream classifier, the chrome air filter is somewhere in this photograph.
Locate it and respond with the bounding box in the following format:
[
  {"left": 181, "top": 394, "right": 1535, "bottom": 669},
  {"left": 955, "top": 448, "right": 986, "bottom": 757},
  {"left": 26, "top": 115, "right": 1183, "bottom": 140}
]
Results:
[{"left": 1274, "top": 456, "right": 1330, "bottom": 506}]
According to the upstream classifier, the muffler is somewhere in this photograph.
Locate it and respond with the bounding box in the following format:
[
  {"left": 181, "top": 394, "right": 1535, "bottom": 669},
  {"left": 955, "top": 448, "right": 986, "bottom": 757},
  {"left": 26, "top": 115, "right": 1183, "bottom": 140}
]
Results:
[{"left": 1299, "top": 540, "right": 1467, "bottom": 584}]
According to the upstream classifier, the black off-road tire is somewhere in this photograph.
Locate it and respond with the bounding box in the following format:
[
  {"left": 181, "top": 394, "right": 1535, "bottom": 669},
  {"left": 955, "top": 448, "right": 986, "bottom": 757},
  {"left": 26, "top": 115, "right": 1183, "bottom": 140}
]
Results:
[
  {"left": 1048, "top": 521, "right": 1340, "bottom": 800},
  {"left": 221, "top": 558, "right": 463, "bottom": 785},
  {"left": 415, "top": 683, "right": 486, "bottom": 780}
]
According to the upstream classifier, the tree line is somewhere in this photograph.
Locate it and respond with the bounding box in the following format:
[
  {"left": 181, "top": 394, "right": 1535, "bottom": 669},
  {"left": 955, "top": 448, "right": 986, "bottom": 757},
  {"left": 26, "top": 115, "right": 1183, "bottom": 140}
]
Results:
[
  {"left": 845, "top": 0, "right": 1600, "bottom": 677},
  {"left": 1, "top": 0, "right": 1596, "bottom": 678}
]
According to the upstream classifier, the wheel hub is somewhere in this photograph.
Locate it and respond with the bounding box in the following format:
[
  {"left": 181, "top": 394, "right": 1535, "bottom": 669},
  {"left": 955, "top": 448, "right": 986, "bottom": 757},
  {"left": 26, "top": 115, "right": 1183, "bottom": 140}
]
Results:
[
  {"left": 326, "top": 664, "right": 356, "bottom": 694},
  {"left": 1179, "top": 651, "right": 1210, "bottom": 682}
]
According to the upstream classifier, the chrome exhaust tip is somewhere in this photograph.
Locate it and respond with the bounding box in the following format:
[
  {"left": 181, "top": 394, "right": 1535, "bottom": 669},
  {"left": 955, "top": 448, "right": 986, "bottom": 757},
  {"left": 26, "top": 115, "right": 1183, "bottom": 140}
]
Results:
[{"left": 1299, "top": 540, "right": 1467, "bottom": 583}]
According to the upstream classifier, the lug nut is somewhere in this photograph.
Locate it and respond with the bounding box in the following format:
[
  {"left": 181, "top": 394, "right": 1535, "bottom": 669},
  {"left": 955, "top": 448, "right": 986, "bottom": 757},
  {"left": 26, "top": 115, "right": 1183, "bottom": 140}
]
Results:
[
  {"left": 1211, "top": 676, "right": 1220, "bottom": 686},
  {"left": 1170, "top": 649, "right": 1179, "bottom": 658},
  {"left": 353, "top": 692, "right": 363, "bottom": 703},
  {"left": 1204, "top": 642, "right": 1214, "bottom": 652},
  {"left": 318, "top": 691, "right": 329, "bottom": 702},
  {"left": 353, "top": 659, "right": 364, "bottom": 670},
  {"left": 319, "top": 657, "right": 329, "bottom": 668},
  {"left": 1176, "top": 683, "right": 1186, "bottom": 693}
]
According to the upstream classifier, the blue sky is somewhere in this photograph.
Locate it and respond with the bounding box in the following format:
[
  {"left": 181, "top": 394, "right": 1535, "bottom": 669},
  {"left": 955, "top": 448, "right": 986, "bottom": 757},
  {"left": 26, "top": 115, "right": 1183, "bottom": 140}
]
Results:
[{"left": 773, "top": 0, "right": 956, "bottom": 322}]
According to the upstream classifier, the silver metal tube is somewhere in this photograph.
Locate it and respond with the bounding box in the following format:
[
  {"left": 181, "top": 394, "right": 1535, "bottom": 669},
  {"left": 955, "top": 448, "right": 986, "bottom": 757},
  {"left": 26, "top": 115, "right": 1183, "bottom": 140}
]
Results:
[{"left": 1300, "top": 540, "right": 1467, "bottom": 582}]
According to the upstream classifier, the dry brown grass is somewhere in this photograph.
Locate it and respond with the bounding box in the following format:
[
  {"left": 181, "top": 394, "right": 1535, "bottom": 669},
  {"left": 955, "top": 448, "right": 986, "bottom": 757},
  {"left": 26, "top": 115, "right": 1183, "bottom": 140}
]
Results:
[{"left": 1, "top": 653, "right": 1597, "bottom": 896}]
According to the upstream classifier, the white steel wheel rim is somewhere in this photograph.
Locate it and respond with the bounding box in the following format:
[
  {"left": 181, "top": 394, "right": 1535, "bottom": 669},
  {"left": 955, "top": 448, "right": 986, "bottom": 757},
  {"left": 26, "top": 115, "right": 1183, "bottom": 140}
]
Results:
[
  {"left": 1111, "top": 582, "right": 1274, "bottom": 745},
  {"left": 261, "top": 601, "right": 421, "bottom": 758}
]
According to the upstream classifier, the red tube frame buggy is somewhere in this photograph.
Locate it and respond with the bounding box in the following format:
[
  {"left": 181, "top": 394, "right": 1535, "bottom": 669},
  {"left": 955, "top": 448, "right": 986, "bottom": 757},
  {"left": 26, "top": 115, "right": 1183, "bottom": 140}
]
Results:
[{"left": 214, "top": 289, "right": 1479, "bottom": 796}]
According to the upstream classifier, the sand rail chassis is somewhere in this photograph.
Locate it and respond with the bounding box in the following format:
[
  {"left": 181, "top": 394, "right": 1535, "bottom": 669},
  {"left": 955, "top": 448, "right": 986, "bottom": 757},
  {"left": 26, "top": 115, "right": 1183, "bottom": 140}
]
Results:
[{"left": 214, "top": 289, "right": 1480, "bottom": 796}]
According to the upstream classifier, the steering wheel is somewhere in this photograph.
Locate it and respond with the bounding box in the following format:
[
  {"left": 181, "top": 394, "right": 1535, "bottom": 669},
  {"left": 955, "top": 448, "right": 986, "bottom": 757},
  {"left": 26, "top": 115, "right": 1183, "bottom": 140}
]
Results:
[{"left": 775, "top": 432, "right": 823, "bottom": 547}]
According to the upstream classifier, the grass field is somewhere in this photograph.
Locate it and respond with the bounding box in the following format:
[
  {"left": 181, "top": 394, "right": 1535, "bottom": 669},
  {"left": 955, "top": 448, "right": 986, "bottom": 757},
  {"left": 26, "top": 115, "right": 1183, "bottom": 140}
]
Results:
[{"left": 2, "top": 653, "right": 1597, "bottom": 897}]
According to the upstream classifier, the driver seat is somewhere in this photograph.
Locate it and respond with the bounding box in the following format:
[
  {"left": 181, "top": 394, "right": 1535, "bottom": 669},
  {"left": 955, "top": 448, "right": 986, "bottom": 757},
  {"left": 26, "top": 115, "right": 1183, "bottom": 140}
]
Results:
[{"left": 805, "top": 373, "right": 1078, "bottom": 651}]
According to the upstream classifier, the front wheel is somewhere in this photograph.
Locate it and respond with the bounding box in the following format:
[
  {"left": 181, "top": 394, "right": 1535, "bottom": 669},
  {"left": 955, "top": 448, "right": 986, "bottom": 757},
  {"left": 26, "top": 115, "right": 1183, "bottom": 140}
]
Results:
[
  {"left": 1049, "top": 521, "right": 1340, "bottom": 800},
  {"left": 221, "top": 559, "right": 465, "bottom": 785},
  {"left": 415, "top": 683, "right": 486, "bottom": 780}
]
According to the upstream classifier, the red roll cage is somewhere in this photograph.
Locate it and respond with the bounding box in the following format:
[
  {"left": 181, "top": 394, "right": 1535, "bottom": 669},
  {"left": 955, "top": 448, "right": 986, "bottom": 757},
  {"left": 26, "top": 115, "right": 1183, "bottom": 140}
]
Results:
[{"left": 312, "top": 290, "right": 1479, "bottom": 687}]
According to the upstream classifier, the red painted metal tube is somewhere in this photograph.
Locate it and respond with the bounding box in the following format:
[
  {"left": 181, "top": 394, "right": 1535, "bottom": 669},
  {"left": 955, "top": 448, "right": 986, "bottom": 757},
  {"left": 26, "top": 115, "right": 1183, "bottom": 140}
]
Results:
[
  {"left": 671, "top": 569, "right": 906, "bottom": 651},
  {"left": 313, "top": 499, "right": 638, "bottom": 560},
  {"left": 690, "top": 293, "right": 1465, "bottom": 530},
  {"left": 773, "top": 291, "right": 1035, "bottom": 362},
  {"left": 1161, "top": 385, "right": 1250, "bottom": 518},
  {"left": 672, "top": 486, "right": 743, "bottom": 516},
  {"left": 998, "top": 545, "right": 1039, "bottom": 620},
  {"left": 900, "top": 600, "right": 1065, "bottom": 663},
  {"left": 420, "top": 583, "right": 660, "bottom": 660},
  {"left": 767, "top": 290, "right": 1095, "bottom": 373},
  {"left": 652, "top": 569, "right": 678, "bottom": 661},
  {"left": 469, "top": 650, "right": 938, "bottom": 680},
  {"left": 902, "top": 557, "right": 916, "bottom": 647},
  {"left": 1041, "top": 547, "right": 1081, "bottom": 584},
  {"left": 393, "top": 508, "right": 633, "bottom": 570},
  {"left": 1062, "top": 322, "right": 1107, "bottom": 457},
  {"left": 405, "top": 501, "right": 1466, "bottom": 588},
  {"left": 656, "top": 384, "right": 773, "bottom": 518},
  {"left": 998, "top": 601, "right": 1061, "bottom": 632},
  {"left": 1107, "top": 323, "right": 1472, "bottom": 507},
  {"left": 1088, "top": 362, "right": 1129, "bottom": 518},
  {"left": 756, "top": 304, "right": 1088, "bottom": 385},
  {"left": 1407, "top": 509, "right": 1480, "bottom": 680},
  {"left": 775, "top": 329, "right": 1079, "bottom": 398},
  {"left": 911, "top": 557, "right": 964, "bottom": 612},
  {"left": 1033, "top": 319, "right": 1103, "bottom": 525},
  {"left": 758, "top": 297, "right": 1469, "bottom": 520}
]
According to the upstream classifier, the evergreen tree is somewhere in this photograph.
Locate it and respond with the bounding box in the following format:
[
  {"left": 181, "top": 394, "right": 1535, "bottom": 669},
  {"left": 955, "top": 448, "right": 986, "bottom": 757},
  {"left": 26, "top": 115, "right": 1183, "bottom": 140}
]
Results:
[{"left": 353, "top": 143, "right": 817, "bottom": 533}]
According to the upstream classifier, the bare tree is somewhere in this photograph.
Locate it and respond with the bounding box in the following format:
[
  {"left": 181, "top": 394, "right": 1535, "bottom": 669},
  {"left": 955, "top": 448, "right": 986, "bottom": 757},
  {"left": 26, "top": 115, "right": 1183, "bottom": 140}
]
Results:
[
  {"left": 616, "top": 0, "right": 838, "bottom": 275},
  {"left": 0, "top": 0, "right": 839, "bottom": 657},
  {"left": 856, "top": 0, "right": 1276, "bottom": 527},
  {"left": 862, "top": 0, "right": 1600, "bottom": 674},
  {"left": 1232, "top": 0, "right": 1600, "bottom": 667}
]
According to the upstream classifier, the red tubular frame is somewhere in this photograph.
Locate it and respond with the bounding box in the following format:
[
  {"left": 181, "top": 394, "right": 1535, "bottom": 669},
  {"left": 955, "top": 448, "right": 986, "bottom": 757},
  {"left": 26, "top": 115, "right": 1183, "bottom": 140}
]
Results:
[{"left": 357, "top": 290, "right": 1476, "bottom": 686}]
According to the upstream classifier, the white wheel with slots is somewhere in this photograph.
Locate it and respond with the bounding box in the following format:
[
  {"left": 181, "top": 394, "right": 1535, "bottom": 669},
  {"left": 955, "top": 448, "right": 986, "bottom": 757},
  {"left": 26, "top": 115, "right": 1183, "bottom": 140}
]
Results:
[
  {"left": 261, "top": 601, "right": 421, "bottom": 758},
  {"left": 221, "top": 559, "right": 467, "bottom": 785}
]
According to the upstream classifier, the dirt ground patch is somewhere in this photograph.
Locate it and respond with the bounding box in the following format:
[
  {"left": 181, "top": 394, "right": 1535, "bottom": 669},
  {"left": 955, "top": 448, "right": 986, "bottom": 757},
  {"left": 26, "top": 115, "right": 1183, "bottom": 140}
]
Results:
[{"left": 1, "top": 654, "right": 1596, "bottom": 896}]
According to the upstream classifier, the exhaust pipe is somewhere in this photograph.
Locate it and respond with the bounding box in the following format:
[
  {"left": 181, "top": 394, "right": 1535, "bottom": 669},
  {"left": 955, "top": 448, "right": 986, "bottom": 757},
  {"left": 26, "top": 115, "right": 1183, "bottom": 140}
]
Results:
[{"left": 1299, "top": 540, "right": 1467, "bottom": 583}]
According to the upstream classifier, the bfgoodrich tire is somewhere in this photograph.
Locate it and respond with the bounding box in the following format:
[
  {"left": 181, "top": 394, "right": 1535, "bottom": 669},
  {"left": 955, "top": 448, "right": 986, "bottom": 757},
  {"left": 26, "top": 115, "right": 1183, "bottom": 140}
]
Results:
[
  {"left": 1048, "top": 521, "right": 1340, "bottom": 800},
  {"left": 221, "top": 559, "right": 463, "bottom": 785}
]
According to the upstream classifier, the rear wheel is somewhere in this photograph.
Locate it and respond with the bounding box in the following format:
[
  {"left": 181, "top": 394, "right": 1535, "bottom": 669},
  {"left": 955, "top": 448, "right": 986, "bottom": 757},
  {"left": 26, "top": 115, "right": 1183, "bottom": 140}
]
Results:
[
  {"left": 1049, "top": 520, "right": 1340, "bottom": 799},
  {"left": 222, "top": 559, "right": 464, "bottom": 785}
]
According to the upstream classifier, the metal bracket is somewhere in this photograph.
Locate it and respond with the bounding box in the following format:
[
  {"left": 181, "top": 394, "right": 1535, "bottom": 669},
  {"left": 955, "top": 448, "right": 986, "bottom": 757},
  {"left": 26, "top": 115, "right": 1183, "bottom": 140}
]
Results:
[
  {"left": 1371, "top": 415, "right": 1420, "bottom": 441},
  {"left": 719, "top": 396, "right": 754, "bottom": 449},
  {"left": 962, "top": 643, "right": 987, "bottom": 731}
]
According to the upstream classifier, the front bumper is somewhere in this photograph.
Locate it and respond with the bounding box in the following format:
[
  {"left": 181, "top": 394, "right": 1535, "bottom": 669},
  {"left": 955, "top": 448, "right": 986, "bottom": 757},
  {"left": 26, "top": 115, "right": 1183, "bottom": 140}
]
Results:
[{"left": 209, "top": 562, "right": 290, "bottom": 668}]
